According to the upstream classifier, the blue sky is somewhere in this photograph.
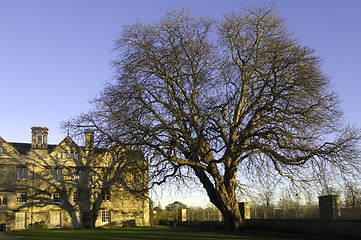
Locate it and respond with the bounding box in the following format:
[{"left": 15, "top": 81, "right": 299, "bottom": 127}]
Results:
[{"left": 1, "top": 0, "right": 361, "bottom": 207}]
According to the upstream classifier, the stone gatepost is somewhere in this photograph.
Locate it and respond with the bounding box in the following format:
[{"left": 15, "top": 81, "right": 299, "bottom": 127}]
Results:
[
  {"left": 178, "top": 208, "right": 187, "bottom": 222},
  {"left": 239, "top": 202, "right": 250, "bottom": 219},
  {"left": 318, "top": 195, "right": 340, "bottom": 221}
]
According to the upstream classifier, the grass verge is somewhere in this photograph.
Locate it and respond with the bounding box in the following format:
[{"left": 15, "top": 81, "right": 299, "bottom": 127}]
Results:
[{"left": 6, "top": 226, "right": 301, "bottom": 240}]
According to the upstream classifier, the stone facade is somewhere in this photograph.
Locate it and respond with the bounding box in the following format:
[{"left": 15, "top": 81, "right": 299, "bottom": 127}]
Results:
[{"left": 0, "top": 127, "right": 149, "bottom": 230}]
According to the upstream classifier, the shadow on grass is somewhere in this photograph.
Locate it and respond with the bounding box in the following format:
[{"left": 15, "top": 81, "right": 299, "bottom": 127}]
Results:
[{"left": 6, "top": 226, "right": 299, "bottom": 240}]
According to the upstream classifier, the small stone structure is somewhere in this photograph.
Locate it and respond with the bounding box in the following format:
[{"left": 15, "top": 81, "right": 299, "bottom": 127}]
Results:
[
  {"left": 318, "top": 195, "right": 340, "bottom": 221},
  {"left": 178, "top": 208, "right": 187, "bottom": 222},
  {"left": 239, "top": 202, "right": 250, "bottom": 220}
]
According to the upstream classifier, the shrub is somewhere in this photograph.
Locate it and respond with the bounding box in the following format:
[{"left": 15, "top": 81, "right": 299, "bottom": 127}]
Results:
[
  {"left": 122, "top": 220, "right": 136, "bottom": 228},
  {"left": 99, "top": 221, "right": 123, "bottom": 228},
  {"left": 29, "top": 221, "right": 49, "bottom": 230}
]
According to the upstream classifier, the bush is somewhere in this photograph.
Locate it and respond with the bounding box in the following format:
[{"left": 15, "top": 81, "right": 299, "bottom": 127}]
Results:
[
  {"left": 122, "top": 220, "right": 136, "bottom": 228},
  {"left": 29, "top": 221, "right": 49, "bottom": 230},
  {"left": 98, "top": 221, "right": 123, "bottom": 228},
  {"left": 150, "top": 216, "right": 160, "bottom": 226}
]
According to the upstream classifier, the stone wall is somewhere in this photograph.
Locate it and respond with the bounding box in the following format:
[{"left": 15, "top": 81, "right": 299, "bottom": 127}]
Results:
[{"left": 245, "top": 219, "right": 361, "bottom": 238}]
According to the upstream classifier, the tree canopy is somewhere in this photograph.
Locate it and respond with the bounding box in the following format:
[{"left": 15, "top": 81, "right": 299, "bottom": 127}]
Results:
[
  {"left": 165, "top": 201, "right": 187, "bottom": 211},
  {"left": 63, "top": 5, "right": 360, "bottom": 230}
]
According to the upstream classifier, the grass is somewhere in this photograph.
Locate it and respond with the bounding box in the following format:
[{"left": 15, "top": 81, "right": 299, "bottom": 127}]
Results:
[{"left": 5, "top": 226, "right": 301, "bottom": 240}]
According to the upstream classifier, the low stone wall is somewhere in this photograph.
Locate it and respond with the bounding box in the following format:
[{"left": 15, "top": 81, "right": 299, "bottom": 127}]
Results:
[{"left": 245, "top": 219, "right": 361, "bottom": 238}]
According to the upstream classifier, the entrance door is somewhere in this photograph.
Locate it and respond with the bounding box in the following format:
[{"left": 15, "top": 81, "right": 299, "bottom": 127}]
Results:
[
  {"left": 71, "top": 212, "right": 82, "bottom": 228},
  {"left": 15, "top": 212, "right": 26, "bottom": 230},
  {"left": 49, "top": 212, "right": 61, "bottom": 228}
]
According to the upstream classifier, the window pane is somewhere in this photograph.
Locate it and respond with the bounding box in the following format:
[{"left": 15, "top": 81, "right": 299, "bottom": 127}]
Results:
[
  {"left": 17, "top": 191, "right": 27, "bottom": 203},
  {"left": 23, "top": 168, "right": 28, "bottom": 180},
  {"left": 53, "top": 191, "right": 61, "bottom": 202},
  {"left": 52, "top": 169, "right": 56, "bottom": 180},
  {"left": 101, "top": 210, "right": 110, "bottom": 223},
  {"left": 73, "top": 191, "right": 78, "bottom": 203},
  {"left": 17, "top": 168, "right": 22, "bottom": 180},
  {"left": 57, "top": 169, "right": 62, "bottom": 180}
]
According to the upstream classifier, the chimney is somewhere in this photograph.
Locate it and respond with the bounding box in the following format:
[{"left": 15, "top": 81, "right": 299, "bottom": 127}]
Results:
[
  {"left": 31, "top": 127, "right": 48, "bottom": 149},
  {"left": 85, "top": 131, "right": 94, "bottom": 150}
]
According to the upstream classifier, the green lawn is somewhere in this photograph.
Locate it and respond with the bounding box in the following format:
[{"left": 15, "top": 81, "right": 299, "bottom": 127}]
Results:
[{"left": 6, "top": 226, "right": 300, "bottom": 240}]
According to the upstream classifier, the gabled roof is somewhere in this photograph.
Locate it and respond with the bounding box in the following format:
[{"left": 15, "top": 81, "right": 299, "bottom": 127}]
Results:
[
  {"left": 50, "top": 135, "right": 80, "bottom": 153},
  {"left": 0, "top": 136, "right": 21, "bottom": 156}
]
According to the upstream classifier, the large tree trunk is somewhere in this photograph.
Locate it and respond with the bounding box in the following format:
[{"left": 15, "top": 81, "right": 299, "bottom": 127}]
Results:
[
  {"left": 219, "top": 197, "right": 243, "bottom": 231},
  {"left": 192, "top": 166, "right": 244, "bottom": 231}
]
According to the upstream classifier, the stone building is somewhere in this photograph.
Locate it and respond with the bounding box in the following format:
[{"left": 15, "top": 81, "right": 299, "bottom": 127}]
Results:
[{"left": 0, "top": 127, "right": 149, "bottom": 230}]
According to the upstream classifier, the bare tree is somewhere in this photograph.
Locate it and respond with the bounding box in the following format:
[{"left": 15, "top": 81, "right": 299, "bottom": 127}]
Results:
[
  {"left": 63, "top": 5, "right": 360, "bottom": 230},
  {"left": 343, "top": 182, "right": 361, "bottom": 219}
]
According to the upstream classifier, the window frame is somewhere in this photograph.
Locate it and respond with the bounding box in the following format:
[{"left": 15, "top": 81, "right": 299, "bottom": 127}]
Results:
[
  {"left": 51, "top": 168, "right": 62, "bottom": 181},
  {"left": 101, "top": 189, "right": 111, "bottom": 201},
  {"left": 73, "top": 168, "right": 83, "bottom": 180},
  {"left": 16, "top": 167, "right": 28, "bottom": 180},
  {"left": 73, "top": 190, "right": 82, "bottom": 203},
  {"left": 101, "top": 210, "right": 110, "bottom": 223},
  {"left": 52, "top": 191, "right": 61, "bottom": 203},
  {"left": 16, "top": 191, "right": 27, "bottom": 203}
]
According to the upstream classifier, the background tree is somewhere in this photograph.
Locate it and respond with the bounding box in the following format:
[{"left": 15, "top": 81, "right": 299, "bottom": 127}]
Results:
[
  {"left": 343, "top": 182, "right": 361, "bottom": 219},
  {"left": 63, "top": 5, "right": 360, "bottom": 230}
]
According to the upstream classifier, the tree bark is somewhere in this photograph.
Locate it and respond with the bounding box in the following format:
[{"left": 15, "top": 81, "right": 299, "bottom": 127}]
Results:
[{"left": 192, "top": 166, "right": 243, "bottom": 231}]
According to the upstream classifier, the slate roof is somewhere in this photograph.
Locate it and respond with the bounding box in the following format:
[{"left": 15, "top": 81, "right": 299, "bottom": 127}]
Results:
[{"left": 8, "top": 142, "right": 57, "bottom": 155}]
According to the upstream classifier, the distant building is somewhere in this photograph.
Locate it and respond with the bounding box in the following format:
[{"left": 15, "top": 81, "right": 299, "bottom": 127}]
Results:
[{"left": 0, "top": 127, "right": 149, "bottom": 230}]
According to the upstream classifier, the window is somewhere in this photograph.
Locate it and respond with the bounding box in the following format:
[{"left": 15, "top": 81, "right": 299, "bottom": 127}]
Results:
[
  {"left": 101, "top": 190, "right": 111, "bottom": 201},
  {"left": 17, "top": 167, "right": 28, "bottom": 180},
  {"left": 101, "top": 210, "right": 110, "bottom": 223},
  {"left": 2, "top": 197, "right": 7, "bottom": 205},
  {"left": 70, "top": 152, "right": 74, "bottom": 159},
  {"left": 73, "top": 190, "right": 82, "bottom": 203},
  {"left": 57, "top": 152, "right": 69, "bottom": 159},
  {"left": 52, "top": 191, "right": 61, "bottom": 203},
  {"left": 73, "top": 169, "right": 83, "bottom": 180},
  {"left": 16, "top": 191, "right": 27, "bottom": 203},
  {"left": 51, "top": 169, "right": 62, "bottom": 180},
  {"left": 0, "top": 149, "right": 7, "bottom": 155},
  {"left": 114, "top": 152, "right": 124, "bottom": 162},
  {"left": 74, "top": 153, "right": 79, "bottom": 159}
]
